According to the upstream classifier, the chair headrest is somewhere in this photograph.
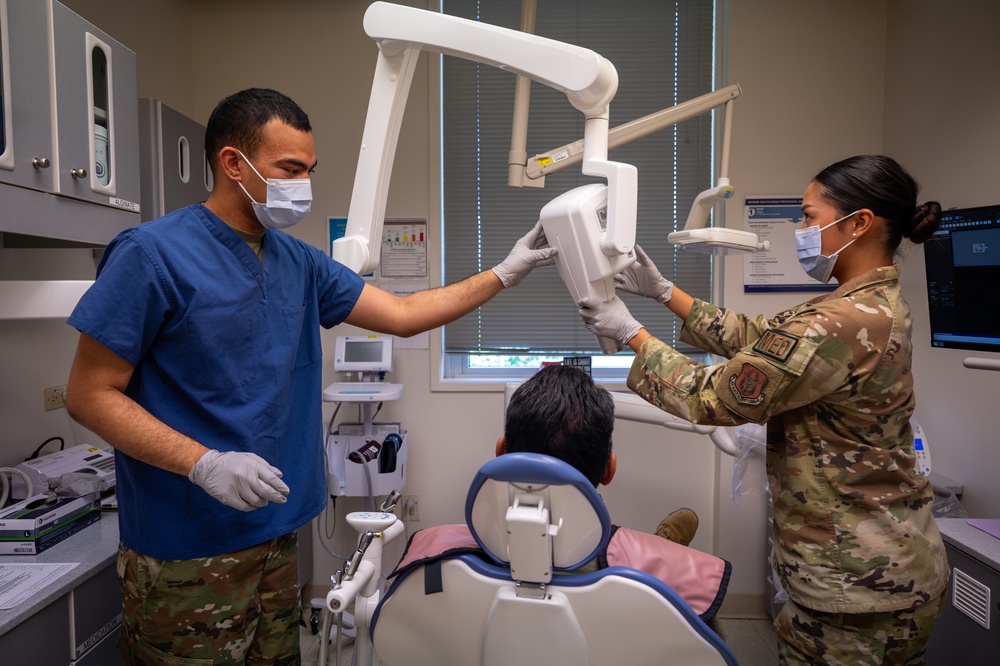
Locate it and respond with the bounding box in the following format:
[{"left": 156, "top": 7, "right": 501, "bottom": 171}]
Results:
[{"left": 464, "top": 453, "right": 611, "bottom": 572}]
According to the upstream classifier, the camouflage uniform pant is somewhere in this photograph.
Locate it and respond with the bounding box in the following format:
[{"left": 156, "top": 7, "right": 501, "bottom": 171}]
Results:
[
  {"left": 775, "top": 593, "right": 947, "bottom": 666},
  {"left": 116, "top": 532, "right": 301, "bottom": 665}
]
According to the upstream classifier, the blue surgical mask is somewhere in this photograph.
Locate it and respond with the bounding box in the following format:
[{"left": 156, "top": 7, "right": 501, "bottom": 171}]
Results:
[
  {"left": 236, "top": 150, "right": 313, "bottom": 230},
  {"left": 794, "top": 211, "right": 860, "bottom": 283}
]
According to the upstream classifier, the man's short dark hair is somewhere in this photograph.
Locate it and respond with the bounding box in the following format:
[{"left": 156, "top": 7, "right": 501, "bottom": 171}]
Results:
[
  {"left": 205, "top": 88, "right": 312, "bottom": 173},
  {"left": 504, "top": 365, "right": 614, "bottom": 486}
]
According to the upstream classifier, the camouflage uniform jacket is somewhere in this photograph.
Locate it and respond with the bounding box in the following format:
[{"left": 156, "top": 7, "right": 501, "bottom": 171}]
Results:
[{"left": 627, "top": 265, "right": 948, "bottom": 613}]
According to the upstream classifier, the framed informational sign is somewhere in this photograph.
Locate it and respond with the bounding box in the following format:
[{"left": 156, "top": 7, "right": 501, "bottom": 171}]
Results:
[{"left": 743, "top": 197, "right": 837, "bottom": 293}]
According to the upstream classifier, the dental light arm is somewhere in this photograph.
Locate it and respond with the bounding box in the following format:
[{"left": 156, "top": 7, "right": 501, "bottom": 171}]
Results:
[
  {"left": 611, "top": 390, "right": 738, "bottom": 457},
  {"left": 667, "top": 98, "right": 769, "bottom": 254},
  {"left": 517, "top": 84, "right": 742, "bottom": 185},
  {"left": 510, "top": 82, "right": 765, "bottom": 255},
  {"left": 334, "top": 1, "right": 635, "bottom": 275}
]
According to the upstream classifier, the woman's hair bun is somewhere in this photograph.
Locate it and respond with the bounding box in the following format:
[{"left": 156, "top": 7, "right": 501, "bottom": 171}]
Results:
[{"left": 907, "top": 201, "right": 942, "bottom": 244}]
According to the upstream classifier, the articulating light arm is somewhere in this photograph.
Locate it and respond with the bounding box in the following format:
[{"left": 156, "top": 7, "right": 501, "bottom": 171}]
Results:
[
  {"left": 334, "top": 1, "right": 634, "bottom": 275},
  {"left": 517, "top": 84, "right": 742, "bottom": 185}
]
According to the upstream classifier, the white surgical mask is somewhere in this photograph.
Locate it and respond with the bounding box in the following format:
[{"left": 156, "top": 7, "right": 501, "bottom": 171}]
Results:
[
  {"left": 794, "top": 210, "right": 860, "bottom": 283},
  {"left": 236, "top": 150, "right": 312, "bottom": 230}
]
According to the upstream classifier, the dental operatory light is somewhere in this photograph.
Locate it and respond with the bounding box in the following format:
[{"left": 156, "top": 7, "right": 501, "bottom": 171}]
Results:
[{"left": 665, "top": 96, "right": 769, "bottom": 254}]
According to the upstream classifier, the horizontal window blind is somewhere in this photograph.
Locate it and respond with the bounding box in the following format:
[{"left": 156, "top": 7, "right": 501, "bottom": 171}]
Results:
[{"left": 442, "top": 0, "right": 715, "bottom": 355}]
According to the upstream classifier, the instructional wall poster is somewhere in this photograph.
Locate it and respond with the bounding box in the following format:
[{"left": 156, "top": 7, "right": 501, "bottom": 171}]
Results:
[
  {"left": 743, "top": 197, "right": 837, "bottom": 293},
  {"left": 380, "top": 218, "right": 428, "bottom": 279},
  {"left": 329, "top": 217, "right": 429, "bottom": 282},
  {"left": 328, "top": 216, "right": 431, "bottom": 349}
]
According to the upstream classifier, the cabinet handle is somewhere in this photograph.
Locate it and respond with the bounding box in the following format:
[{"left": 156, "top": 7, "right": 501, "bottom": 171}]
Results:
[
  {"left": 32, "top": 158, "right": 51, "bottom": 169},
  {"left": 71, "top": 168, "right": 88, "bottom": 178}
]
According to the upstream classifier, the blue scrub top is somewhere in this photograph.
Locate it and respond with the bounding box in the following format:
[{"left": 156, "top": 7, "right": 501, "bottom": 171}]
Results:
[{"left": 68, "top": 204, "right": 365, "bottom": 559}]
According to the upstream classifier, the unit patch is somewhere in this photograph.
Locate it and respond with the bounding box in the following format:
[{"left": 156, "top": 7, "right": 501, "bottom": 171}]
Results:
[
  {"left": 752, "top": 329, "right": 800, "bottom": 364},
  {"left": 730, "top": 362, "right": 768, "bottom": 405}
]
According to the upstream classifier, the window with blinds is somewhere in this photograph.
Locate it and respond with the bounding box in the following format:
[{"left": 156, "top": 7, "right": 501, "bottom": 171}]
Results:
[{"left": 441, "top": 0, "right": 716, "bottom": 373}]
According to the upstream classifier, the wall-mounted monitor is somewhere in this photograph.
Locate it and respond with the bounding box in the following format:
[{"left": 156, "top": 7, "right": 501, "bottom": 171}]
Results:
[{"left": 924, "top": 204, "right": 1000, "bottom": 353}]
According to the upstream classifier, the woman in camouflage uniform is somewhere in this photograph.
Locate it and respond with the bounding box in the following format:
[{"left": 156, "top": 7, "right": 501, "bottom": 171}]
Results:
[{"left": 578, "top": 155, "right": 949, "bottom": 665}]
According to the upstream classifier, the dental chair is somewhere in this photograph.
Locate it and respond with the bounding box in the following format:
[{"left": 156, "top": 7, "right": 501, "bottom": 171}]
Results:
[{"left": 370, "top": 453, "right": 738, "bottom": 665}]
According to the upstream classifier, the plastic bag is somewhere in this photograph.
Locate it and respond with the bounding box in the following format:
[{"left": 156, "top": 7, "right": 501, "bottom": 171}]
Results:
[
  {"left": 49, "top": 471, "right": 110, "bottom": 497},
  {"left": 730, "top": 422, "right": 768, "bottom": 506},
  {"left": 930, "top": 483, "right": 968, "bottom": 519}
]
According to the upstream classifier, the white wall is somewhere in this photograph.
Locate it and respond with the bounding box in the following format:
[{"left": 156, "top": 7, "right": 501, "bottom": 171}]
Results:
[
  {"left": 6, "top": 0, "right": 997, "bottom": 617},
  {"left": 882, "top": 0, "right": 1000, "bottom": 518}
]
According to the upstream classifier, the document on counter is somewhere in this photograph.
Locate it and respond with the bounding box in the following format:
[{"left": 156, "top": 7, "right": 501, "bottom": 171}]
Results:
[{"left": 0, "top": 563, "right": 79, "bottom": 610}]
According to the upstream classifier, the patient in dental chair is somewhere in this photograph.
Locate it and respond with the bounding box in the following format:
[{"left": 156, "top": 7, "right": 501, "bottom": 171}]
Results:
[{"left": 391, "top": 364, "right": 730, "bottom": 621}]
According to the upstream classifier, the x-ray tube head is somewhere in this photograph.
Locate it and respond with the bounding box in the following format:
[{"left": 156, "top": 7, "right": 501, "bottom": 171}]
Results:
[{"left": 539, "top": 184, "right": 636, "bottom": 353}]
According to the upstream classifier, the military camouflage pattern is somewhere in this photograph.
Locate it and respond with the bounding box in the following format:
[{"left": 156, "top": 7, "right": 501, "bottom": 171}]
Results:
[
  {"left": 775, "top": 594, "right": 947, "bottom": 665},
  {"left": 116, "top": 532, "right": 301, "bottom": 665},
  {"left": 627, "top": 266, "right": 948, "bottom": 615}
]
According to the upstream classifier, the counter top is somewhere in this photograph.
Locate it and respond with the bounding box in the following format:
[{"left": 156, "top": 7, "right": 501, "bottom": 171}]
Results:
[
  {"left": 936, "top": 517, "right": 1000, "bottom": 572},
  {"left": 0, "top": 512, "right": 119, "bottom": 637}
]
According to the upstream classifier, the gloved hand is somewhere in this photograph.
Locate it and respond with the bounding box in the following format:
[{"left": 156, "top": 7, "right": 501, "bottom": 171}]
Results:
[
  {"left": 492, "top": 221, "right": 558, "bottom": 288},
  {"left": 188, "top": 449, "right": 290, "bottom": 512},
  {"left": 578, "top": 296, "right": 643, "bottom": 345},
  {"left": 615, "top": 244, "right": 674, "bottom": 303}
]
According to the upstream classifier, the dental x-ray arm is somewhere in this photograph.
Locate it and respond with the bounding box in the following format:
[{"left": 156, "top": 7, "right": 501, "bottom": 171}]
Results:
[{"left": 333, "top": 1, "right": 636, "bottom": 275}]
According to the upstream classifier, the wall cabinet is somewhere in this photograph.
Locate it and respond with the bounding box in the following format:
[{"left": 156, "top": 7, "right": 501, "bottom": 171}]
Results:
[
  {"left": 0, "top": 0, "right": 139, "bottom": 244},
  {"left": 138, "top": 98, "right": 211, "bottom": 222}
]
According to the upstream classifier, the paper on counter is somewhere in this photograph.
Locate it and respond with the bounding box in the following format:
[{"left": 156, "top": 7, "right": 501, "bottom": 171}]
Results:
[{"left": 0, "top": 563, "right": 79, "bottom": 610}]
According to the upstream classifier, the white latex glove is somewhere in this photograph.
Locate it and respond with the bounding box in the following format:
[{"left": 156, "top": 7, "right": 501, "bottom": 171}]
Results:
[
  {"left": 615, "top": 244, "right": 674, "bottom": 304},
  {"left": 578, "top": 296, "right": 643, "bottom": 345},
  {"left": 188, "top": 449, "right": 290, "bottom": 512},
  {"left": 492, "top": 221, "right": 558, "bottom": 288}
]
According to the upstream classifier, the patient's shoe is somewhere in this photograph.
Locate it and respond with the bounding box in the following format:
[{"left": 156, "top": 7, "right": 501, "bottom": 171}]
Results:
[{"left": 655, "top": 508, "right": 699, "bottom": 547}]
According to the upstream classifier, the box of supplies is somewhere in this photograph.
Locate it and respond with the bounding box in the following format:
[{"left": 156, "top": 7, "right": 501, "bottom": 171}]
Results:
[{"left": 0, "top": 493, "right": 101, "bottom": 554}]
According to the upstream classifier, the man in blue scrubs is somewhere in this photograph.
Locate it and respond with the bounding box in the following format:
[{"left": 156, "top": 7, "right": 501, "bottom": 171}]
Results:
[{"left": 65, "top": 88, "right": 553, "bottom": 665}]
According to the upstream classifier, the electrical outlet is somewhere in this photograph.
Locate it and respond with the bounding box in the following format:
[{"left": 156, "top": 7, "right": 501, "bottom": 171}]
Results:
[
  {"left": 402, "top": 494, "right": 420, "bottom": 522},
  {"left": 44, "top": 385, "right": 67, "bottom": 412}
]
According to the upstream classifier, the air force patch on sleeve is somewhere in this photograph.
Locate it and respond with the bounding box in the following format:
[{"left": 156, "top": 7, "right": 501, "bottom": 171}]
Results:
[
  {"left": 730, "top": 362, "right": 768, "bottom": 405},
  {"left": 752, "top": 329, "right": 799, "bottom": 364}
]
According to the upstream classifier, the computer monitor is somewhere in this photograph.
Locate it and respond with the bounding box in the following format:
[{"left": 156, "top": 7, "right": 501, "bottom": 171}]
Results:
[
  {"left": 924, "top": 204, "right": 1000, "bottom": 353},
  {"left": 334, "top": 335, "right": 393, "bottom": 373}
]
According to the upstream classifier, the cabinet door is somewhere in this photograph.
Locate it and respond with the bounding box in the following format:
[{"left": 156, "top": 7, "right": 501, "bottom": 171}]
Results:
[
  {"left": 139, "top": 99, "right": 211, "bottom": 222},
  {"left": 0, "top": 0, "right": 55, "bottom": 193},
  {"left": 0, "top": 593, "right": 71, "bottom": 665},
  {"left": 159, "top": 102, "right": 211, "bottom": 216},
  {"left": 50, "top": 0, "right": 140, "bottom": 213},
  {"left": 70, "top": 563, "right": 124, "bottom": 663}
]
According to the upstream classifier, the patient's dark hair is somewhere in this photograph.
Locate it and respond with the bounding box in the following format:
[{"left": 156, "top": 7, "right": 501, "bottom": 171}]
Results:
[
  {"left": 504, "top": 365, "right": 614, "bottom": 486},
  {"left": 205, "top": 88, "right": 312, "bottom": 173}
]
